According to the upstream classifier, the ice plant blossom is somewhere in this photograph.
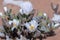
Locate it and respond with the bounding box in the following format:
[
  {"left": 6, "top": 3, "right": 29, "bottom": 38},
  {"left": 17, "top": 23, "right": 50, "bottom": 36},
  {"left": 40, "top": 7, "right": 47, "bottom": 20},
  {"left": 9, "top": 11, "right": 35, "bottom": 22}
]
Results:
[
  {"left": 8, "top": 19, "right": 19, "bottom": 27},
  {"left": 24, "top": 20, "right": 38, "bottom": 32}
]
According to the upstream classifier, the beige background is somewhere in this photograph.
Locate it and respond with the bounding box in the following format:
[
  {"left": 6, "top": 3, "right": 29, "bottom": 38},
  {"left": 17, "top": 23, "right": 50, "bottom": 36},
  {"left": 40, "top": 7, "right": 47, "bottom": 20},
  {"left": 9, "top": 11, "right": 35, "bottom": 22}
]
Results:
[{"left": 0, "top": 0, "right": 60, "bottom": 40}]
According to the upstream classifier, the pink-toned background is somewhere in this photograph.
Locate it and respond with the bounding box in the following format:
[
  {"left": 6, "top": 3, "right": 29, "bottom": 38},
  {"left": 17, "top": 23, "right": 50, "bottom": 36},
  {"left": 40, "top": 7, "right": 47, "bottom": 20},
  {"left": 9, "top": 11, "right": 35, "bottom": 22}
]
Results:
[{"left": 0, "top": 0, "right": 60, "bottom": 40}]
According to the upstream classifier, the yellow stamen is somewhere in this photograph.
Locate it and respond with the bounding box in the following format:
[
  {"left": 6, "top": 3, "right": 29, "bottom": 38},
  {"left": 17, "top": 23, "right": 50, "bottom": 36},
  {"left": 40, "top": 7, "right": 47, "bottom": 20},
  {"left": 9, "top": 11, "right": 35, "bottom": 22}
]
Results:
[
  {"left": 13, "top": 23, "right": 16, "bottom": 27},
  {"left": 30, "top": 25, "right": 34, "bottom": 30}
]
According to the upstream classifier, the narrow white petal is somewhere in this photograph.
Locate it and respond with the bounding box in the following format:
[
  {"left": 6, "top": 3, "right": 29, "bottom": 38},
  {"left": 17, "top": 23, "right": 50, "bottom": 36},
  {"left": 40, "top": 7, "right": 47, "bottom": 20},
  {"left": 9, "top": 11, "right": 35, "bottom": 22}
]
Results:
[
  {"left": 19, "top": 9, "right": 24, "bottom": 15},
  {"left": 3, "top": 6, "right": 8, "bottom": 12},
  {"left": 0, "top": 12, "right": 3, "bottom": 16}
]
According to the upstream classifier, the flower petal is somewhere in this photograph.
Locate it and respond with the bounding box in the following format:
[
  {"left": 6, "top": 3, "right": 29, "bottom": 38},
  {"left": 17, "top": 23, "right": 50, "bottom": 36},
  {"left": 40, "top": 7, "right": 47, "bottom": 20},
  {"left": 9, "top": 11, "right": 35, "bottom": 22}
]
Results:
[
  {"left": 0, "top": 12, "right": 3, "bottom": 16},
  {"left": 3, "top": 6, "right": 8, "bottom": 12}
]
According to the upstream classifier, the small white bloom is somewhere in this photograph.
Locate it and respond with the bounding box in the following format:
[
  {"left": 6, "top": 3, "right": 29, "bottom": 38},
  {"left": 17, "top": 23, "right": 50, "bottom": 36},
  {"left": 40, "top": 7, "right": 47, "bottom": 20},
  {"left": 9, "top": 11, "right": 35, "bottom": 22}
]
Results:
[
  {"left": 25, "top": 20, "right": 38, "bottom": 32},
  {"left": 13, "top": 19, "right": 19, "bottom": 27},
  {"left": 43, "top": 12, "right": 47, "bottom": 17},
  {"left": 3, "top": 6, "right": 8, "bottom": 12},
  {"left": 13, "top": 19, "right": 19, "bottom": 26},
  {"left": 0, "top": 12, "right": 3, "bottom": 16},
  {"left": 20, "top": 1, "right": 33, "bottom": 15}
]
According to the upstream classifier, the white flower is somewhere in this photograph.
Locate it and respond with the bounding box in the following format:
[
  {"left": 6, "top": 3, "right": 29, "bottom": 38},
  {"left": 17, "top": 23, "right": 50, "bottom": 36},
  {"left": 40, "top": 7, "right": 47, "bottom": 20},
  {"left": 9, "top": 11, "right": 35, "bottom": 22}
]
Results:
[
  {"left": 8, "top": 19, "right": 19, "bottom": 27},
  {"left": 10, "top": 19, "right": 19, "bottom": 31},
  {"left": 43, "top": 12, "right": 47, "bottom": 17},
  {"left": 3, "top": 6, "right": 8, "bottom": 12},
  {"left": 24, "top": 20, "right": 38, "bottom": 32},
  {"left": 13, "top": 19, "right": 19, "bottom": 27},
  {"left": 0, "top": 12, "right": 3, "bottom": 16},
  {"left": 20, "top": 1, "right": 33, "bottom": 15}
]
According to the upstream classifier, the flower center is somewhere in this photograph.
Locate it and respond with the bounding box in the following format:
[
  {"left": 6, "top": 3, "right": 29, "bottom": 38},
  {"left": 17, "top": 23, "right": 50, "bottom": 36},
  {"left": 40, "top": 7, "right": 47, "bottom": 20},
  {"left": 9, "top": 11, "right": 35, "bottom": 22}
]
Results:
[
  {"left": 30, "top": 25, "right": 34, "bottom": 30},
  {"left": 13, "top": 23, "right": 16, "bottom": 27}
]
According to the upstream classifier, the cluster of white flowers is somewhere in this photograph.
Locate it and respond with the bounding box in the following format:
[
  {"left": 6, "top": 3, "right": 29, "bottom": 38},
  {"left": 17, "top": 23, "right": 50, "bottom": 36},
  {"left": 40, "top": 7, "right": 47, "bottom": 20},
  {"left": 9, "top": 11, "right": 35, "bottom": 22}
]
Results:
[{"left": 1, "top": 0, "right": 60, "bottom": 40}]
